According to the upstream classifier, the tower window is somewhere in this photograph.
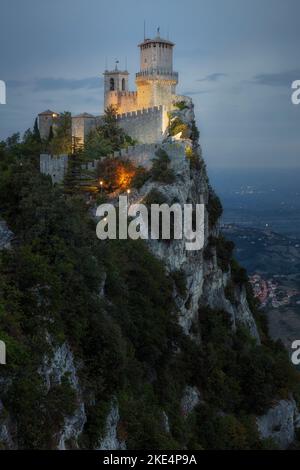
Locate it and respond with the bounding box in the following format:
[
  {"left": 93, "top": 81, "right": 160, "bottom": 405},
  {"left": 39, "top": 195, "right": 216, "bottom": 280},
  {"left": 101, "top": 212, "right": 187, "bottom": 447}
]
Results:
[
  {"left": 122, "top": 78, "right": 125, "bottom": 91},
  {"left": 110, "top": 78, "right": 115, "bottom": 91}
]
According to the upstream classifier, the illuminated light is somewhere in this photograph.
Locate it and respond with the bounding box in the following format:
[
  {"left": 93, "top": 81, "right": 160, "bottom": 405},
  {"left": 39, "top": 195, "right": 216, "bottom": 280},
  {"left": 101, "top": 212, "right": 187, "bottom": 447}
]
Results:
[{"left": 116, "top": 166, "right": 135, "bottom": 190}]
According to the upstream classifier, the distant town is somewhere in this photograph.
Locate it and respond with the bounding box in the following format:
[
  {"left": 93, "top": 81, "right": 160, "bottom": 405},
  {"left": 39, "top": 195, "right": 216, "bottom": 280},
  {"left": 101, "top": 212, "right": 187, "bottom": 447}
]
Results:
[{"left": 250, "top": 273, "right": 300, "bottom": 308}]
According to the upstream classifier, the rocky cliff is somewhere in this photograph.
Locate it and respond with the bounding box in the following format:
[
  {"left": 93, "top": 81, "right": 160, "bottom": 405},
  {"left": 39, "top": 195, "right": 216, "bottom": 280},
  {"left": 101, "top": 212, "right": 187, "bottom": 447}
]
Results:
[
  {"left": 131, "top": 100, "right": 260, "bottom": 342},
  {"left": 0, "top": 100, "right": 299, "bottom": 450}
]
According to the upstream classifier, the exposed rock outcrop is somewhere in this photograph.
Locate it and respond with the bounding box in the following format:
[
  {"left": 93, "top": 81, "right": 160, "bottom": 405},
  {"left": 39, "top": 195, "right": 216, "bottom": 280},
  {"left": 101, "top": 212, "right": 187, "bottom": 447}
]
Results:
[
  {"left": 39, "top": 340, "right": 86, "bottom": 449},
  {"left": 0, "top": 218, "right": 13, "bottom": 250},
  {"left": 257, "top": 398, "right": 300, "bottom": 449},
  {"left": 0, "top": 399, "right": 15, "bottom": 449},
  {"left": 97, "top": 401, "right": 126, "bottom": 450},
  {"left": 130, "top": 99, "right": 260, "bottom": 342},
  {"left": 181, "top": 386, "right": 202, "bottom": 417}
]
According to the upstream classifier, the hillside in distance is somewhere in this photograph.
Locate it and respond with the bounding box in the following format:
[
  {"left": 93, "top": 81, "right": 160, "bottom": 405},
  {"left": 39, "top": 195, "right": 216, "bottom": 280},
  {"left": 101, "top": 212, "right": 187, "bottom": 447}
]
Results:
[{"left": 222, "top": 224, "right": 300, "bottom": 351}]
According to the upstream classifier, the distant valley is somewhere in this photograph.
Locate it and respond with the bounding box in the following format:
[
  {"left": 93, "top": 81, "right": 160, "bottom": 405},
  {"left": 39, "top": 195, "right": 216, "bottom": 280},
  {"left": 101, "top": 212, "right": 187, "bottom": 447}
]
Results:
[{"left": 210, "top": 167, "right": 300, "bottom": 351}]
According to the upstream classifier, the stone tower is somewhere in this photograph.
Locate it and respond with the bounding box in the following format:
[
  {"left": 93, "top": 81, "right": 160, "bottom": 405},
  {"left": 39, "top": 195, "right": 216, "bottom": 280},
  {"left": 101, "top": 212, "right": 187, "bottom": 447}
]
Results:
[
  {"left": 136, "top": 30, "right": 178, "bottom": 109},
  {"left": 38, "top": 110, "right": 60, "bottom": 140},
  {"left": 103, "top": 62, "right": 131, "bottom": 111}
]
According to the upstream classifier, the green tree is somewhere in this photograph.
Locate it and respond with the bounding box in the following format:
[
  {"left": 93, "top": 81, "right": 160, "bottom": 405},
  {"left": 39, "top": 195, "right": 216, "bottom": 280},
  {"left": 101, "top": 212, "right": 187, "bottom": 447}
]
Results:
[{"left": 33, "top": 117, "right": 41, "bottom": 143}]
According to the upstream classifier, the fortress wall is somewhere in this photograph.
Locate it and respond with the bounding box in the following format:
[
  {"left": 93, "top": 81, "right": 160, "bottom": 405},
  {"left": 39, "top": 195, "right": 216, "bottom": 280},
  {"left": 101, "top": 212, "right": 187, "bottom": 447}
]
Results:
[
  {"left": 105, "top": 91, "right": 138, "bottom": 113},
  {"left": 72, "top": 116, "right": 97, "bottom": 146},
  {"left": 117, "top": 105, "right": 167, "bottom": 144},
  {"left": 113, "top": 140, "right": 189, "bottom": 171},
  {"left": 40, "top": 154, "right": 101, "bottom": 184},
  {"left": 40, "top": 154, "right": 68, "bottom": 184}
]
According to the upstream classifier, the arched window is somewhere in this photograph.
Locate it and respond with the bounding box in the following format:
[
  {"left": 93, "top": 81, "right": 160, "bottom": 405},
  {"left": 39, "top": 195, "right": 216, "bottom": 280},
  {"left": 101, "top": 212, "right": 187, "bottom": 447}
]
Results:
[
  {"left": 122, "top": 78, "right": 125, "bottom": 91},
  {"left": 110, "top": 78, "right": 115, "bottom": 91}
]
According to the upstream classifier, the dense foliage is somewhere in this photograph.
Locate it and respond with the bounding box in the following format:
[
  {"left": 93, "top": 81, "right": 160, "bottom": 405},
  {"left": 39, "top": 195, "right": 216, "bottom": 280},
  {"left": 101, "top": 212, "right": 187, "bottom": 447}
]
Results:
[
  {"left": 0, "top": 130, "right": 299, "bottom": 450},
  {"left": 151, "top": 148, "right": 175, "bottom": 184},
  {"left": 83, "top": 106, "right": 135, "bottom": 160}
]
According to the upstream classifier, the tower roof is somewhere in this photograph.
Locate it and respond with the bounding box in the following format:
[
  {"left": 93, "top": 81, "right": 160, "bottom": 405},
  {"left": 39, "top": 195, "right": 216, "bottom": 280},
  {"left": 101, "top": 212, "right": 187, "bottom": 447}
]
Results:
[
  {"left": 73, "top": 112, "right": 95, "bottom": 118},
  {"left": 38, "top": 109, "right": 59, "bottom": 116}
]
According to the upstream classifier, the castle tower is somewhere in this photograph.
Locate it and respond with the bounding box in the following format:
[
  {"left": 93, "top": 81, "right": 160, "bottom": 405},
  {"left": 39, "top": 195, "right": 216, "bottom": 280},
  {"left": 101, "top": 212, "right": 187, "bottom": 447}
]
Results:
[
  {"left": 135, "top": 30, "right": 178, "bottom": 109},
  {"left": 38, "top": 110, "right": 60, "bottom": 140},
  {"left": 103, "top": 61, "right": 130, "bottom": 111}
]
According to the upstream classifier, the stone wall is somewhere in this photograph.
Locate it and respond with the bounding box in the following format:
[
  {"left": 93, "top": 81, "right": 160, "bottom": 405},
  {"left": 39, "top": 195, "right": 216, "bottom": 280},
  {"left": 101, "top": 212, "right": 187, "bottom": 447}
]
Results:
[
  {"left": 117, "top": 105, "right": 168, "bottom": 144},
  {"left": 70, "top": 103, "right": 171, "bottom": 147},
  {"left": 72, "top": 115, "right": 97, "bottom": 147},
  {"left": 113, "top": 140, "right": 189, "bottom": 170},
  {"left": 40, "top": 154, "right": 101, "bottom": 184},
  {"left": 104, "top": 90, "right": 138, "bottom": 114},
  {"left": 40, "top": 154, "right": 68, "bottom": 184}
]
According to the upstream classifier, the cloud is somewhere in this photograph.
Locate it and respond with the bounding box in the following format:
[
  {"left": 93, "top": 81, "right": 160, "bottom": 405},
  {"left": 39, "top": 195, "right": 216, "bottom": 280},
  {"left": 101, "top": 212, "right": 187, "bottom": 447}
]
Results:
[
  {"left": 252, "top": 69, "right": 300, "bottom": 87},
  {"left": 197, "top": 73, "right": 227, "bottom": 82},
  {"left": 34, "top": 77, "right": 102, "bottom": 91},
  {"left": 182, "top": 89, "right": 212, "bottom": 96},
  {"left": 7, "top": 77, "right": 103, "bottom": 91}
]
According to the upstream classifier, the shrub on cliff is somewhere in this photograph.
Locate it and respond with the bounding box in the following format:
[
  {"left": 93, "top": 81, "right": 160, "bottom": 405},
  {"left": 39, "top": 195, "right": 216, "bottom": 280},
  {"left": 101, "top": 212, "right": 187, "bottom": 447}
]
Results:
[
  {"left": 207, "top": 187, "right": 223, "bottom": 228},
  {"left": 151, "top": 148, "right": 175, "bottom": 184},
  {"left": 168, "top": 117, "right": 190, "bottom": 138}
]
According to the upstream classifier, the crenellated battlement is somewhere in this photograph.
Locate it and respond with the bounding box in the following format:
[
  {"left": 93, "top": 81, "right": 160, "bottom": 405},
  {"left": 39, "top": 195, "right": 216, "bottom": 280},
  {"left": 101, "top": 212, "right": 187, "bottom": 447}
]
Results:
[
  {"left": 116, "top": 105, "right": 163, "bottom": 121},
  {"left": 108, "top": 91, "right": 137, "bottom": 98},
  {"left": 40, "top": 154, "right": 102, "bottom": 184},
  {"left": 115, "top": 105, "right": 168, "bottom": 144},
  {"left": 112, "top": 141, "right": 190, "bottom": 171},
  {"left": 40, "top": 154, "right": 68, "bottom": 184},
  {"left": 136, "top": 69, "right": 178, "bottom": 82}
]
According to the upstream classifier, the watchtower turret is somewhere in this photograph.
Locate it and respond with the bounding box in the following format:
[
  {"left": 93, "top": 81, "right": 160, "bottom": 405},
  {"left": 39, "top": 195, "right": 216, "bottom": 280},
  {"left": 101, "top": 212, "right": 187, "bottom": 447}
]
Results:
[
  {"left": 103, "top": 61, "right": 129, "bottom": 110},
  {"left": 136, "top": 29, "right": 178, "bottom": 109}
]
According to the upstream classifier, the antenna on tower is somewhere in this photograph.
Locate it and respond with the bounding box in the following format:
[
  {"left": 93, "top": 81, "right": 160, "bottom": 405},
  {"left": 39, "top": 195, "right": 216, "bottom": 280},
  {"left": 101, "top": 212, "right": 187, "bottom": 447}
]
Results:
[
  {"left": 105, "top": 56, "right": 108, "bottom": 70},
  {"left": 125, "top": 56, "right": 127, "bottom": 70},
  {"left": 143, "top": 20, "right": 146, "bottom": 40}
]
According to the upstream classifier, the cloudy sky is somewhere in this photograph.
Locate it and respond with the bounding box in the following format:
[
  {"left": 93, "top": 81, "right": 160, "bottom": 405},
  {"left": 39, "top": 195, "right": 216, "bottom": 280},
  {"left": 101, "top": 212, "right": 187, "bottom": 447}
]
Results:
[{"left": 0, "top": 0, "right": 300, "bottom": 168}]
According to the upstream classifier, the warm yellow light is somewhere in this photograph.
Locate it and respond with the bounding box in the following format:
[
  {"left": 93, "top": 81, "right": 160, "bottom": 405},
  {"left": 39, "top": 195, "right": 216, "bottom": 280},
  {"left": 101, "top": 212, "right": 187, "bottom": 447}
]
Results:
[
  {"left": 52, "top": 113, "right": 57, "bottom": 118},
  {"left": 127, "top": 189, "right": 131, "bottom": 194},
  {"left": 99, "top": 180, "right": 103, "bottom": 186}
]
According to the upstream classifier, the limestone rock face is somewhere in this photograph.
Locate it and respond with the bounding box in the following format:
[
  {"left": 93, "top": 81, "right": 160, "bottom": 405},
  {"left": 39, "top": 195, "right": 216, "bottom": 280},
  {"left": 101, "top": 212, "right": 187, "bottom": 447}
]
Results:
[
  {"left": 39, "top": 340, "right": 79, "bottom": 391},
  {"left": 136, "top": 143, "right": 207, "bottom": 334},
  {"left": 201, "top": 262, "right": 260, "bottom": 342},
  {"left": 97, "top": 401, "right": 126, "bottom": 450},
  {"left": 130, "top": 98, "right": 260, "bottom": 342},
  {"left": 234, "top": 285, "right": 260, "bottom": 342},
  {"left": 0, "top": 218, "right": 13, "bottom": 250},
  {"left": 257, "top": 398, "right": 300, "bottom": 449},
  {"left": 181, "top": 386, "right": 202, "bottom": 417},
  {"left": 39, "top": 340, "right": 87, "bottom": 450},
  {"left": 0, "top": 399, "right": 15, "bottom": 449}
]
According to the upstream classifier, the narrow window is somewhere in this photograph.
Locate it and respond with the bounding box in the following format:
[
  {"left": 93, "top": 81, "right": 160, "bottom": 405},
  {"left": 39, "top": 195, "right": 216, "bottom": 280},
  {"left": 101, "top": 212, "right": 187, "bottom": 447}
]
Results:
[
  {"left": 110, "top": 78, "right": 114, "bottom": 91},
  {"left": 122, "top": 78, "right": 125, "bottom": 91}
]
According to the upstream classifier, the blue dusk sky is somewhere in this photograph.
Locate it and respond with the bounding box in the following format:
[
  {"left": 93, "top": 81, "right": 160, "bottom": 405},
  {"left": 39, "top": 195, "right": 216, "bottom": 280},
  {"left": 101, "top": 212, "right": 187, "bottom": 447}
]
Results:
[{"left": 0, "top": 0, "right": 300, "bottom": 168}]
